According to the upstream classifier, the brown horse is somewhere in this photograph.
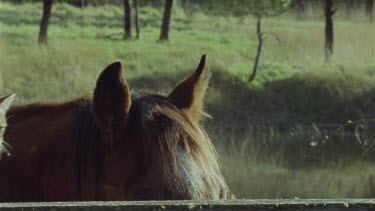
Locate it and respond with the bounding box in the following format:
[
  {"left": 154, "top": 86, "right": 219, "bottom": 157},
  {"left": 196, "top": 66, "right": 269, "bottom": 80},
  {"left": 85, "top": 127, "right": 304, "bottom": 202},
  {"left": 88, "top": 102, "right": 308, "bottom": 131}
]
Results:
[{"left": 0, "top": 55, "right": 228, "bottom": 202}]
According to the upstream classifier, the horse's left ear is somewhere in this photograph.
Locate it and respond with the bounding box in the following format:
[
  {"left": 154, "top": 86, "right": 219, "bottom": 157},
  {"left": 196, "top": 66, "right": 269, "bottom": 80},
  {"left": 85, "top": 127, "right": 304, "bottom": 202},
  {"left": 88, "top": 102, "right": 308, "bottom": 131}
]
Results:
[
  {"left": 168, "top": 55, "right": 211, "bottom": 120},
  {"left": 0, "top": 94, "right": 16, "bottom": 112},
  {"left": 93, "top": 62, "right": 131, "bottom": 146}
]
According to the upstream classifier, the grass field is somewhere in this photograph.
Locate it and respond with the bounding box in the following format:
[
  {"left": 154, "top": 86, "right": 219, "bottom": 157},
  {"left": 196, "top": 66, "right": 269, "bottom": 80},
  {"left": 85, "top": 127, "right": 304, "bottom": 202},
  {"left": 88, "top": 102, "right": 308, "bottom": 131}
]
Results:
[{"left": 1, "top": 2, "right": 375, "bottom": 198}]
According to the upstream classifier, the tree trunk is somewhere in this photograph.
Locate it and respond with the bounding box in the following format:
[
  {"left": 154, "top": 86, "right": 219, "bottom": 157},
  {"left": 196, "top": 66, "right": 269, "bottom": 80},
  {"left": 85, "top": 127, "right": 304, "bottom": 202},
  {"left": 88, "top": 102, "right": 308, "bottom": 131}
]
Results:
[
  {"left": 181, "top": 0, "right": 190, "bottom": 8},
  {"left": 294, "top": 0, "right": 304, "bottom": 20},
  {"left": 159, "top": 0, "right": 173, "bottom": 42},
  {"left": 38, "top": 0, "right": 53, "bottom": 45},
  {"left": 366, "top": 0, "right": 374, "bottom": 22},
  {"left": 324, "top": 0, "right": 335, "bottom": 61},
  {"left": 124, "top": 0, "right": 132, "bottom": 39},
  {"left": 133, "top": 0, "right": 140, "bottom": 39},
  {"left": 81, "top": 0, "right": 85, "bottom": 9},
  {"left": 249, "top": 15, "right": 263, "bottom": 82}
]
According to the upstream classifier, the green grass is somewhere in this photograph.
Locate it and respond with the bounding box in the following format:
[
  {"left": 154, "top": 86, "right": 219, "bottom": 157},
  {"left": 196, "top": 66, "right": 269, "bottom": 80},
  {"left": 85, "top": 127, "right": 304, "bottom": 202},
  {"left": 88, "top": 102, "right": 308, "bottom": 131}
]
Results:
[{"left": 1, "top": 2, "right": 375, "bottom": 198}]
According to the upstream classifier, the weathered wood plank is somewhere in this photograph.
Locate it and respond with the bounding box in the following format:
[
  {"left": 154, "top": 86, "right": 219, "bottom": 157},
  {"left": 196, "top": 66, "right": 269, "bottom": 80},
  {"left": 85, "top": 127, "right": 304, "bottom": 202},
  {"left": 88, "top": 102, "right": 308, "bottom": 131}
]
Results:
[{"left": 0, "top": 199, "right": 375, "bottom": 211}]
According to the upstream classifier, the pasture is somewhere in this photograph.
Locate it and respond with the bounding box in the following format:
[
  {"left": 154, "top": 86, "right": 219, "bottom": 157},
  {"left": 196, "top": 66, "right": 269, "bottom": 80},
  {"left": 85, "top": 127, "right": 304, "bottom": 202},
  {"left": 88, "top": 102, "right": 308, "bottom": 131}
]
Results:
[{"left": 0, "top": 1, "right": 375, "bottom": 199}]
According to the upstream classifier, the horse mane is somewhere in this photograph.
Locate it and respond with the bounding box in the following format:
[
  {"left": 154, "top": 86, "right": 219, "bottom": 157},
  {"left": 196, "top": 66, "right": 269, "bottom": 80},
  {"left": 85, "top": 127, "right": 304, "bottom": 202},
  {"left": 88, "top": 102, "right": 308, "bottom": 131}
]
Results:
[{"left": 73, "top": 98, "right": 100, "bottom": 201}]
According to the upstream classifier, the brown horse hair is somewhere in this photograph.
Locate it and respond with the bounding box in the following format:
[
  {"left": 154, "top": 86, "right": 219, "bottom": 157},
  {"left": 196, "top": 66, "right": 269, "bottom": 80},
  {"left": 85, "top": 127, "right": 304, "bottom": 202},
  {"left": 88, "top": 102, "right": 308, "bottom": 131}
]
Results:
[{"left": 73, "top": 98, "right": 100, "bottom": 200}]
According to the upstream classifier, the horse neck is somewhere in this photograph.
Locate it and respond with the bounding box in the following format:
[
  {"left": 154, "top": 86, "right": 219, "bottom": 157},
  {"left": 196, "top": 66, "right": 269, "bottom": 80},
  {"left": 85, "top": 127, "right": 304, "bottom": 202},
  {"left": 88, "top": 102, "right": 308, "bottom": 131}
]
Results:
[
  {"left": 5, "top": 100, "right": 78, "bottom": 159},
  {"left": 1, "top": 98, "right": 102, "bottom": 201}
]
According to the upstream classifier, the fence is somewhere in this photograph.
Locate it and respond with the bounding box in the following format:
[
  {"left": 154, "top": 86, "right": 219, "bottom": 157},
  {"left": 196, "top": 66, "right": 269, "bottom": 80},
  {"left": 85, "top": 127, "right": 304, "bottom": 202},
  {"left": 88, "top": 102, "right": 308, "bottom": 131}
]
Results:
[{"left": 1, "top": 199, "right": 375, "bottom": 210}]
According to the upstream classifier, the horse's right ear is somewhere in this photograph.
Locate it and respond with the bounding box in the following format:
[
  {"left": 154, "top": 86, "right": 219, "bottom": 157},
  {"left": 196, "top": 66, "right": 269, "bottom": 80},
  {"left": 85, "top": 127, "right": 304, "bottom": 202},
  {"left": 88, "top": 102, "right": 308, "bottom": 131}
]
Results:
[
  {"left": 168, "top": 55, "right": 210, "bottom": 120},
  {"left": 0, "top": 94, "right": 16, "bottom": 112},
  {"left": 93, "top": 62, "right": 131, "bottom": 146}
]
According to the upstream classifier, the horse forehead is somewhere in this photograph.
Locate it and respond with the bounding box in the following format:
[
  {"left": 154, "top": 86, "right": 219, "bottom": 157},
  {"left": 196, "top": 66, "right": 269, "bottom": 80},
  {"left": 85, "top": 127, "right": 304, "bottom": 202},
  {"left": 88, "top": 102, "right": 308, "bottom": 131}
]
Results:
[
  {"left": 132, "top": 93, "right": 171, "bottom": 105},
  {"left": 131, "top": 94, "right": 176, "bottom": 116}
]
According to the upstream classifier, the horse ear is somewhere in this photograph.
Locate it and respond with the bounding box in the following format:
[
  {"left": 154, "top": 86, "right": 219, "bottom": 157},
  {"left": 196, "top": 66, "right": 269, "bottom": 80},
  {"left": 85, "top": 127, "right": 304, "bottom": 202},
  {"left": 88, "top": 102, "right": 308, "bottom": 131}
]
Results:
[
  {"left": 93, "top": 62, "right": 131, "bottom": 146},
  {"left": 0, "top": 94, "right": 16, "bottom": 112},
  {"left": 168, "top": 55, "right": 211, "bottom": 120}
]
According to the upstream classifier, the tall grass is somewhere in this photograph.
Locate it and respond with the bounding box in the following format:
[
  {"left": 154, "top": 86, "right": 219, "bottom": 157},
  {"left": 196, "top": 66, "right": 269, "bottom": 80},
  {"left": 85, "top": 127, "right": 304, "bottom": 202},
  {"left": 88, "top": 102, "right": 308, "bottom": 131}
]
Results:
[
  {"left": 212, "top": 122, "right": 375, "bottom": 198},
  {"left": 1, "top": 2, "right": 375, "bottom": 198}
]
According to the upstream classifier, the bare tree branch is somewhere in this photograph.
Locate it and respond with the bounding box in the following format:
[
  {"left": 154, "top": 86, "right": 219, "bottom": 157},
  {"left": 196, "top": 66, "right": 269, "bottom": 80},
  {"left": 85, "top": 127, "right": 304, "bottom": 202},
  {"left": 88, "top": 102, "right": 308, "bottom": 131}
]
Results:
[
  {"left": 261, "top": 32, "right": 283, "bottom": 46},
  {"left": 249, "top": 15, "right": 263, "bottom": 82},
  {"left": 248, "top": 1, "right": 291, "bottom": 82}
]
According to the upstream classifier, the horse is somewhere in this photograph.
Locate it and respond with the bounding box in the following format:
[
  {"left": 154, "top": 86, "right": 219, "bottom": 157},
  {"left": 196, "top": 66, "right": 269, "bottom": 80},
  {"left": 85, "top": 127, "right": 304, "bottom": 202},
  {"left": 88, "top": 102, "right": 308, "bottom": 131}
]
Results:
[
  {"left": 0, "top": 55, "right": 229, "bottom": 202},
  {"left": 0, "top": 94, "right": 16, "bottom": 159}
]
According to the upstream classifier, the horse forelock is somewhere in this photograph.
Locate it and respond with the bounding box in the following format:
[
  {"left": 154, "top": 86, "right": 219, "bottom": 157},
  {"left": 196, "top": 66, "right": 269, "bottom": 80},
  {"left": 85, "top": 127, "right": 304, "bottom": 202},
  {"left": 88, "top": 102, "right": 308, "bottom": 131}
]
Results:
[{"left": 131, "top": 93, "right": 229, "bottom": 199}]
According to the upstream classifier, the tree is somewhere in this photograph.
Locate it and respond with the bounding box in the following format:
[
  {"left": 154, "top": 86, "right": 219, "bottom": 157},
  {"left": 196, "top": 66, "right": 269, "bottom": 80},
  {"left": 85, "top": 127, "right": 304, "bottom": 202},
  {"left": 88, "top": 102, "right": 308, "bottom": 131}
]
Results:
[
  {"left": 80, "top": 0, "right": 85, "bottom": 9},
  {"left": 324, "top": 0, "right": 336, "bottom": 61},
  {"left": 159, "top": 0, "right": 173, "bottom": 42},
  {"left": 38, "top": 0, "right": 53, "bottom": 44},
  {"left": 133, "top": 0, "right": 140, "bottom": 39},
  {"left": 248, "top": 15, "right": 264, "bottom": 82},
  {"left": 366, "top": 0, "right": 374, "bottom": 22},
  {"left": 294, "top": 0, "right": 304, "bottom": 20},
  {"left": 124, "top": 0, "right": 132, "bottom": 39},
  {"left": 248, "top": 0, "right": 291, "bottom": 82},
  {"left": 181, "top": 0, "right": 190, "bottom": 8}
]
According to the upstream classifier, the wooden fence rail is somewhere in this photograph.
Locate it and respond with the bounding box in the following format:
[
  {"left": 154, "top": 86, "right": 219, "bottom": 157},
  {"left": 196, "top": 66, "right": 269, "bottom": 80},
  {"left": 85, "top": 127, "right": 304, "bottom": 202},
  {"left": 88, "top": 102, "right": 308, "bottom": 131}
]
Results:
[{"left": 1, "top": 199, "right": 375, "bottom": 211}]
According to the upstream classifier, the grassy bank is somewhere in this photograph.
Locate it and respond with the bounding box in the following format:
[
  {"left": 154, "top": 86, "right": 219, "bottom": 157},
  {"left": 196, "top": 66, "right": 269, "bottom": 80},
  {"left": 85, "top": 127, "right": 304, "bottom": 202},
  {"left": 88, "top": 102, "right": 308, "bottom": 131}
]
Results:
[{"left": 1, "top": 2, "right": 375, "bottom": 198}]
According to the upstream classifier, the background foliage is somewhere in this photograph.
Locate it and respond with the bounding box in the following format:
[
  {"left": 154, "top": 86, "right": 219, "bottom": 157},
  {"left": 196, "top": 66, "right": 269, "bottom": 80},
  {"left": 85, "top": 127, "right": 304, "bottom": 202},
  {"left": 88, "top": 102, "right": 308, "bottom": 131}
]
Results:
[{"left": 1, "top": 0, "right": 375, "bottom": 198}]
